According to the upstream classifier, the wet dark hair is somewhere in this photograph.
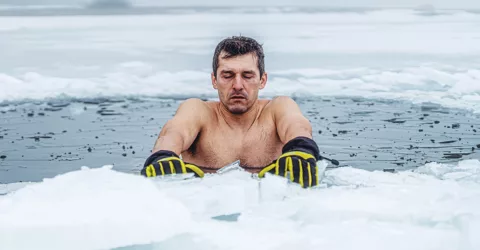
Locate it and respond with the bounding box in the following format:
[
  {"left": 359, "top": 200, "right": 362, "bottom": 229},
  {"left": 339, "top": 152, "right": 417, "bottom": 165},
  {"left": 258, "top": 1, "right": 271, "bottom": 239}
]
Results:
[{"left": 212, "top": 36, "right": 265, "bottom": 78}]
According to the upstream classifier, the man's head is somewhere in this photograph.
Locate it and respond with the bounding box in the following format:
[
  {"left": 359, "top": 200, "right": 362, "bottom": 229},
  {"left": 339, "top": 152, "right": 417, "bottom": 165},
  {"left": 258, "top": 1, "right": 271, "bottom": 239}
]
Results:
[{"left": 211, "top": 36, "right": 267, "bottom": 115}]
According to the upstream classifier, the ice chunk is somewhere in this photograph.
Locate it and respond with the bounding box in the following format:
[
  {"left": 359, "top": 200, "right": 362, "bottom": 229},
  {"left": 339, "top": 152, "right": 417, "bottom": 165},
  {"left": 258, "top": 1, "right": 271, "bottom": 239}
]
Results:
[{"left": 0, "top": 166, "right": 192, "bottom": 250}]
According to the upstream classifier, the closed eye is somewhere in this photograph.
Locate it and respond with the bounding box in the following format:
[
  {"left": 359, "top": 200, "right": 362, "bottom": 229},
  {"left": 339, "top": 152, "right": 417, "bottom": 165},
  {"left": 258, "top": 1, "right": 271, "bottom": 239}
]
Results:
[{"left": 243, "top": 73, "right": 255, "bottom": 79}]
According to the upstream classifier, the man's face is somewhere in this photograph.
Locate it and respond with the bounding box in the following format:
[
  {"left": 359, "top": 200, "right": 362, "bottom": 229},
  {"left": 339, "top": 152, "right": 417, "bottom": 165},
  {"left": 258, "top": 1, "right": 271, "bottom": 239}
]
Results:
[{"left": 211, "top": 52, "right": 267, "bottom": 114}]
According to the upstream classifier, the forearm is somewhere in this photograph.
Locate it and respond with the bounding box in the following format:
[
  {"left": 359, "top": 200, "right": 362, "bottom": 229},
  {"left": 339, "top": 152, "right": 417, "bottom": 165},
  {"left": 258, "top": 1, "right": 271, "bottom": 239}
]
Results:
[
  {"left": 152, "top": 129, "right": 187, "bottom": 156},
  {"left": 143, "top": 127, "right": 205, "bottom": 178},
  {"left": 280, "top": 115, "right": 312, "bottom": 143}
]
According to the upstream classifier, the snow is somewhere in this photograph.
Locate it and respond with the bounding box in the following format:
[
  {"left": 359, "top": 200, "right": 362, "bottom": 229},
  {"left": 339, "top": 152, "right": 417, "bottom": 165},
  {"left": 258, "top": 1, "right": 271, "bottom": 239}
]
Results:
[{"left": 1, "top": 160, "right": 479, "bottom": 250}]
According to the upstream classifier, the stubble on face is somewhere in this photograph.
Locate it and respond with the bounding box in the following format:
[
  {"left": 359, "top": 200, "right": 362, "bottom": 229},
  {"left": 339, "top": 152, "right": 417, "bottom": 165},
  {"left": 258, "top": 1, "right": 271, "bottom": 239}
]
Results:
[{"left": 215, "top": 53, "right": 262, "bottom": 115}]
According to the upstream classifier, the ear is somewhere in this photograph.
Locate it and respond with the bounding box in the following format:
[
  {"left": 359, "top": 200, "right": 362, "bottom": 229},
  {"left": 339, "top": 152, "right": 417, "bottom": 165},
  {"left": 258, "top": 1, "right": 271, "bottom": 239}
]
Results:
[
  {"left": 259, "top": 72, "right": 268, "bottom": 90},
  {"left": 211, "top": 72, "right": 218, "bottom": 90}
]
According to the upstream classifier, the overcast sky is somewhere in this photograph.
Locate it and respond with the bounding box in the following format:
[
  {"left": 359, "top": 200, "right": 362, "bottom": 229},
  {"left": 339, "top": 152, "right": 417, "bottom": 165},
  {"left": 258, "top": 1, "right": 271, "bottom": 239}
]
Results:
[{"left": 1, "top": 0, "right": 479, "bottom": 9}]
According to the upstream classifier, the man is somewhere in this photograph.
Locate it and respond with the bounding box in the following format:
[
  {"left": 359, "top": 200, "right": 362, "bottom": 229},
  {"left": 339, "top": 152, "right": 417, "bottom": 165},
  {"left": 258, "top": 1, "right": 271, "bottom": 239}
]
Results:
[{"left": 141, "top": 36, "right": 328, "bottom": 188}]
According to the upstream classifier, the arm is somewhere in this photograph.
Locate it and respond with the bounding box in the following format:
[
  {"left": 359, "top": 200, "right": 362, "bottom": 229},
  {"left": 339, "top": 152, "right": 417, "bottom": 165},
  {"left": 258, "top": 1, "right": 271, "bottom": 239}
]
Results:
[
  {"left": 261, "top": 97, "right": 337, "bottom": 187},
  {"left": 272, "top": 96, "right": 313, "bottom": 144},
  {"left": 259, "top": 96, "right": 320, "bottom": 188},
  {"left": 152, "top": 98, "right": 207, "bottom": 155}
]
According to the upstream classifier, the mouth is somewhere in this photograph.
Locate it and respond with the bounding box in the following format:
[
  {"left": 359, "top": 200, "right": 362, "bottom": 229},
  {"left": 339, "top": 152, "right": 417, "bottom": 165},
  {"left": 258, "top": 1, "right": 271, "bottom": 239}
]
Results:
[{"left": 230, "top": 95, "right": 246, "bottom": 100}]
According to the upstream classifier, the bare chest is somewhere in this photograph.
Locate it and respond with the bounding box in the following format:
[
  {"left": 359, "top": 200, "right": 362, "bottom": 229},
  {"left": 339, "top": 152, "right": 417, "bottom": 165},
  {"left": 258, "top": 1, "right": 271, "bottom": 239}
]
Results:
[{"left": 183, "top": 122, "right": 282, "bottom": 171}]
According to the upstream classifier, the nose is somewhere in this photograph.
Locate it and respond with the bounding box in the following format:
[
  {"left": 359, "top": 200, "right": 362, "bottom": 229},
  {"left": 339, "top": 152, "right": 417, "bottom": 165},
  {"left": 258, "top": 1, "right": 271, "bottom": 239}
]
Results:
[{"left": 232, "top": 75, "right": 244, "bottom": 91}]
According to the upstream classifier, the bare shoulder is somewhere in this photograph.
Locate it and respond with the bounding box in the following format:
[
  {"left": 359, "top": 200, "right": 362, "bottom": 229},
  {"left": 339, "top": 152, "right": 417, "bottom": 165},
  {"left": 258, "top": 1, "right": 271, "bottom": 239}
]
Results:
[
  {"left": 267, "top": 96, "right": 312, "bottom": 142},
  {"left": 264, "top": 96, "right": 301, "bottom": 114},
  {"left": 270, "top": 96, "right": 298, "bottom": 106},
  {"left": 266, "top": 96, "right": 308, "bottom": 124},
  {"left": 172, "top": 98, "right": 214, "bottom": 122},
  {"left": 177, "top": 98, "right": 211, "bottom": 113},
  {"left": 177, "top": 98, "right": 208, "bottom": 109}
]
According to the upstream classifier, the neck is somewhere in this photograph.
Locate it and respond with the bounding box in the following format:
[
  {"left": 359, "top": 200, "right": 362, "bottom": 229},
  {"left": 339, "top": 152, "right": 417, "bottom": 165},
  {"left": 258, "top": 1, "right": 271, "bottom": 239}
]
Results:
[{"left": 218, "top": 100, "right": 260, "bottom": 131}]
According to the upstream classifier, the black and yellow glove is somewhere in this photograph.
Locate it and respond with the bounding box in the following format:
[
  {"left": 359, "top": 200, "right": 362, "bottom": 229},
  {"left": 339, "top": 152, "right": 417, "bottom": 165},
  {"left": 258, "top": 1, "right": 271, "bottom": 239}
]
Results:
[
  {"left": 258, "top": 136, "right": 321, "bottom": 188},
  {"left": 141, "top": 150, "right": 204, "bottom": 178}
]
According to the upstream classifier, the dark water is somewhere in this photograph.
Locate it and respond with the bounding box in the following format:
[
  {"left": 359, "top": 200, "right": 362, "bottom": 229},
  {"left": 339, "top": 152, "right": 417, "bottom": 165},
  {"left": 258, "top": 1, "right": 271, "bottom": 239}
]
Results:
[{"left": 1, "top": 96, "right": 480, "bottom": 183}]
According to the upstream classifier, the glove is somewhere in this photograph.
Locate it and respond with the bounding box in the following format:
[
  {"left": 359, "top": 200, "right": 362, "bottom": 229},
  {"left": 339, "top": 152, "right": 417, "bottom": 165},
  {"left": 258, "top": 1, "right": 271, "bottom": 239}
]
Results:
[
  {"left": 141, "top": 150, "right": 204, "bottom": 178},
  {"left": 258, "top": 136, "right": 321, "bottom": 188}
]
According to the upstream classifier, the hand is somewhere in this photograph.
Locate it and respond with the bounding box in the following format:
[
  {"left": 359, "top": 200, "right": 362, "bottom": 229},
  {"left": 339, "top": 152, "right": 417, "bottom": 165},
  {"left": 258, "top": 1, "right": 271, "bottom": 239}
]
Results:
[
  {"left": 258, "top": 150, "right": 319, "bottom": 188},
  {"left": 141, "top": 150, "right": 204, "bottom": 178},
  {"left": 258, "top": 136, "right": 322, "bottom": 188}
]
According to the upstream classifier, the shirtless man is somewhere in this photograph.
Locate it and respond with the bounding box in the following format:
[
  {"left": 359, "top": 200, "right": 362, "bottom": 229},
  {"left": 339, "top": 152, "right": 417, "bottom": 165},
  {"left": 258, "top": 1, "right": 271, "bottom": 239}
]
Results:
[{"left": 141, "top": 36, "right": 326, "bottom": 188}]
